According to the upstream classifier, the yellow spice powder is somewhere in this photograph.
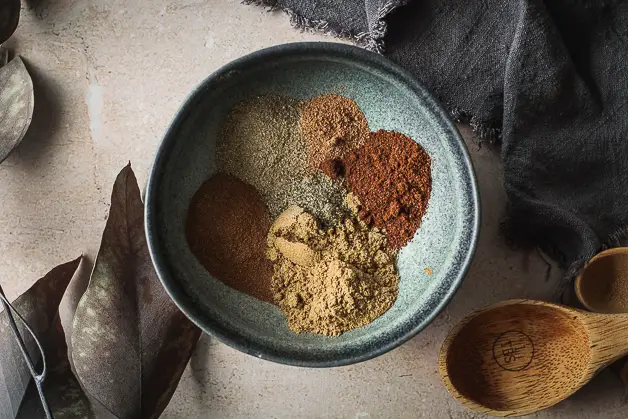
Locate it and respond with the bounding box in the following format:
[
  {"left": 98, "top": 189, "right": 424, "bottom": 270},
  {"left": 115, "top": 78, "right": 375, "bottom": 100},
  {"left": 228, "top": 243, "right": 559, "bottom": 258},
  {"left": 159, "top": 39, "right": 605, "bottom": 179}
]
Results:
[{"left": 267, "top": 205, "right": 399, "bottom": 336}]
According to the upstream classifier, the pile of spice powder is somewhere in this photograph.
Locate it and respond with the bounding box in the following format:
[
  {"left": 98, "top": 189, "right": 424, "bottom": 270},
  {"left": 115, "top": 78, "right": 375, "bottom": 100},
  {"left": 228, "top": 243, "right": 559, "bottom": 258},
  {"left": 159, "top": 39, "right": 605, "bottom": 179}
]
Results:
[
  {"left": 300, "top": 94, "right": 370, "bottom": 171},
  {"left": 286, "top": 172, "right": 351, "bottom": 228},
  {"left": 267, "top": 205, "right": 399, "bottom": 336},
  {"left": 186, "top": 173, "right": 274, "bottom": 303},
  {"left": 343, "top": 129, "right": 432, "bottom": 250},
  {"left": 216, "top": 94, "right": 307, "bottom": 217}
]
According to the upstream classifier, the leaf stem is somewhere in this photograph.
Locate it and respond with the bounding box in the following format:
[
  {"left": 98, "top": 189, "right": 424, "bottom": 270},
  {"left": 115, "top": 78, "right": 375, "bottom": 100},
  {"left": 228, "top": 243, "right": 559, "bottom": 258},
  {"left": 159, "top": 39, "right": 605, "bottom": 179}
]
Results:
[{"left": 0, "top": 284, "right": 53, "bottom": 419}]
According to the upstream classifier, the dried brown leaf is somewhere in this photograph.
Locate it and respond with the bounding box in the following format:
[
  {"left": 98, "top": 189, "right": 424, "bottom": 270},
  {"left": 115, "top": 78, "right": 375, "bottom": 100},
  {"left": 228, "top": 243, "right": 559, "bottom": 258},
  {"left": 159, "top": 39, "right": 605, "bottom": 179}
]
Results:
[
  {"left": 0, "top": 56, "right": 34, "bottom": 163},
  {"left": 0, "top": 0, "right": 19, "bottom": 44},
  {"left": 0, "top": 257, "right": 81, "bottom": 419},
  {"left": 71, "top": 164, "right": 201, "bottom": 419}
]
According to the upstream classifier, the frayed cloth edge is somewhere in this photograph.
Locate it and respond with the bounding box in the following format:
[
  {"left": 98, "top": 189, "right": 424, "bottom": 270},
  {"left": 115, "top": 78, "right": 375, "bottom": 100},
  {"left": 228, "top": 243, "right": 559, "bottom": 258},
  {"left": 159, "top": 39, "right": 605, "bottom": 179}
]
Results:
[
  {"left": 603, "top": 224, "right": 628, "bottom": 249},
  {"left": 242, "top": 0, "right": 404, "bottom": 53},
  {"left": 449, "top": 106, "right": 502, "bottom": 144},
  {"left": 365, "top": 0, "right": 407, "bottom": 53},
  {"left": 242, "top": 0, "right": 371, "bottom": 48}
]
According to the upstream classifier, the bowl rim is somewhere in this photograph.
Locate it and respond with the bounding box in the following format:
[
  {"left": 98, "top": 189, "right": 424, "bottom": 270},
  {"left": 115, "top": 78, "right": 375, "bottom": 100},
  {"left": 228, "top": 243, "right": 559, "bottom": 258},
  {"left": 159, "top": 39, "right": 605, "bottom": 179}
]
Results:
[{"left": 145, "top": 41, "right": 480, "bottom": 368}]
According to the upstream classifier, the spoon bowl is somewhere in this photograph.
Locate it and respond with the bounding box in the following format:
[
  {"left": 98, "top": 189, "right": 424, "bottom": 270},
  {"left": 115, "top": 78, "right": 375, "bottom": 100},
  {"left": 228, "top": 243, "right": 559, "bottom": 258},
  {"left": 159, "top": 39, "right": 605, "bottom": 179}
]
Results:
[
  {"left": 575, "top": 247, "right": 628, "bottom": 313},
  {"left": 439, "top": 299, "right": 628, "bottom": 416}
]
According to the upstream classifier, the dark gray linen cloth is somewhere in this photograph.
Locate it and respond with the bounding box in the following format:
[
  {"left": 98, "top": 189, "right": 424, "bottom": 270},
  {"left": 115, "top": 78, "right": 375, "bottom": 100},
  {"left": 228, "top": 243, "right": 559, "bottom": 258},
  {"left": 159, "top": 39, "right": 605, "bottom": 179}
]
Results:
[{"left": 248, "top": 0, "right": 628, "bottom": 283}]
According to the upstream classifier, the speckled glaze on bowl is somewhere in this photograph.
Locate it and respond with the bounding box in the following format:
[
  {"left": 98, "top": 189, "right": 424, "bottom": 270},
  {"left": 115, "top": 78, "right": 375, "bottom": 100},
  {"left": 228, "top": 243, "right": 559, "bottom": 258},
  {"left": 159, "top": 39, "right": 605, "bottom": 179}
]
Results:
[{"left": 145, "top": 42, "right": 479, "bottom": 367}]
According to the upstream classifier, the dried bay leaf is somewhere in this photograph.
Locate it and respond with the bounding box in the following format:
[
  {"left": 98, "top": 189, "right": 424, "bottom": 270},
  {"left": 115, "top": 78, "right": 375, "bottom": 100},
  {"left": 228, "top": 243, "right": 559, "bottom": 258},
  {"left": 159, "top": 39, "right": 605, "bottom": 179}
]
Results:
[
  {"left": 72, "top": 164, "right": 201, "bottom": 419},
  {"left": 0, "top": 257, "right": 81, "bottom": 419},
  {"left": 0, "top": 56, "right": 34, "bottom": 163},
  {"left": 0, "top": 0, "right": 19, "bottom": 44}
]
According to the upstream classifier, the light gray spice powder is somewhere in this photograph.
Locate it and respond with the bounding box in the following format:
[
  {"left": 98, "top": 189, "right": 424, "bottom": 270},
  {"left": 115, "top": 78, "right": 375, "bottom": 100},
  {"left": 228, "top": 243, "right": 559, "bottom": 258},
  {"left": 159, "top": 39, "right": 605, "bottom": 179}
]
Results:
[
  {"left": 216, "top": 94, "right": 307, "bottom": 217},
  {"left": 287, "top": 173, "right": 351, "bottom": 228}
]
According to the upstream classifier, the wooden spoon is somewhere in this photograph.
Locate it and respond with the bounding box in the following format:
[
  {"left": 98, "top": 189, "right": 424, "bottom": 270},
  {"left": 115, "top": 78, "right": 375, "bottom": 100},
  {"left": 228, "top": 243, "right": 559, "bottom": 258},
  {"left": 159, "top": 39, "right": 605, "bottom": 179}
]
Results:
[
  {"left": 438, "top": 299, "right": 628, "bottom": 417},
  {"left": 575, "top": 247, "right": 628, "bottom": 313}
]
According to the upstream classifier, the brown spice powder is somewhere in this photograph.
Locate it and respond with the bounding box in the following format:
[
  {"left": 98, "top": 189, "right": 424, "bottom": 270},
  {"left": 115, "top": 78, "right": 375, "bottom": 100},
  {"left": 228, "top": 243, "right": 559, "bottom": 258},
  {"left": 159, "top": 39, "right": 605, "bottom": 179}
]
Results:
[
  {"left": 267, "top": 205, "right": 399, "bottom": 336},
  {"left": 300, "top": 94, "right": 370, "bottom": 171},
  {"left": 344, "top": 129, "right": 432, "bottom": 250},
  {"left": 186, "top": 173, "right": 274, "bottom": 303}
]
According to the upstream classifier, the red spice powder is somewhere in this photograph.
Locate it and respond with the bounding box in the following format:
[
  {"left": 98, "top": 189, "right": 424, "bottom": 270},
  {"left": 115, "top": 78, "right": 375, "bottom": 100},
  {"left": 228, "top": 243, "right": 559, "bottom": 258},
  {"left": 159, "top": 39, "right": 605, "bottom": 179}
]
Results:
[{"left": 344, "top": 129, "right": 432, "bottom": 250}]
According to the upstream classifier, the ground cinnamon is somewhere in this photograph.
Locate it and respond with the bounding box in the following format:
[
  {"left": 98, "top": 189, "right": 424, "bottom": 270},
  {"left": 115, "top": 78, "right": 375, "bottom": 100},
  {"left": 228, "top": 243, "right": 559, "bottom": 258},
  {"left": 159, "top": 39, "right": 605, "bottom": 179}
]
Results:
[
  {"left": 300, "top": 94, "right": 369, "bottom": 171},
  {"left": 186, "top": 173, "right": 274, "bottom": 303},
  {"left": 344, "top": 130, "right": 432, "bottom": 250}
]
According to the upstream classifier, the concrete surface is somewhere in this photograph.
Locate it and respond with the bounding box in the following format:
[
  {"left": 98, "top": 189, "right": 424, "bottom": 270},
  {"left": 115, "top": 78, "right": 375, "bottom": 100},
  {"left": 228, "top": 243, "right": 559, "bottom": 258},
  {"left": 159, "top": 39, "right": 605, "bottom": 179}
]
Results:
[{"left": 1, "top": 1, "right": 626, "bottom": 418}]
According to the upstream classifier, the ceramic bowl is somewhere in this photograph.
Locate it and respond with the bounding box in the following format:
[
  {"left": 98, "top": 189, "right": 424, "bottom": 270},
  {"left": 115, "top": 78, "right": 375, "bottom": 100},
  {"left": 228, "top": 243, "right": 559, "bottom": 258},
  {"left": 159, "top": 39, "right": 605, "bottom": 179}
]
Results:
[{"left": 145, "top": 42, "right": 480, "bottom": 367}]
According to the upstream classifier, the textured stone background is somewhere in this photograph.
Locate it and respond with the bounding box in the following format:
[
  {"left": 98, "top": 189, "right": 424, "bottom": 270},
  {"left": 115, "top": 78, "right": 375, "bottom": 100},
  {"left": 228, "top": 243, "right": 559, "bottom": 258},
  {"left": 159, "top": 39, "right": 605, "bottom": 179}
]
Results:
[{"left": 1, "top": 1, "right": 625, "bottom": 417}]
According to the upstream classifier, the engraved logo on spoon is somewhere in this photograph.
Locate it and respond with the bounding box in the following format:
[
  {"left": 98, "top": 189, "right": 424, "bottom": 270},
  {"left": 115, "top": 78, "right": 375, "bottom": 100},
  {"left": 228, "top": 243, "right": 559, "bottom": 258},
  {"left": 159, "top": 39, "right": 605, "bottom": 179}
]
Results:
[{"left": 492, "top": 331, "right": 534, "bottom": 371}]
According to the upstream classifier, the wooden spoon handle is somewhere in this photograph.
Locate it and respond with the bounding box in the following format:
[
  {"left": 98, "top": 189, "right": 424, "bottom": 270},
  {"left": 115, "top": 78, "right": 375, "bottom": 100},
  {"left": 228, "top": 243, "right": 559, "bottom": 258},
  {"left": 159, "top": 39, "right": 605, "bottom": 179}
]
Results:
[{"left": 586, "top": 313, "right": 628, "bottom": 366}]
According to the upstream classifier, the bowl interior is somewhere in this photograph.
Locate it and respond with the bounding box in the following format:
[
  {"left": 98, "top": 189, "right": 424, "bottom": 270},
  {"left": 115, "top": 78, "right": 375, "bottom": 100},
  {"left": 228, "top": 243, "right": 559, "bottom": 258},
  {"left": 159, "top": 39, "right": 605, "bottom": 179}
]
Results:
[{"left": 147, "top": 43, "right": 479, "bottom": 366}]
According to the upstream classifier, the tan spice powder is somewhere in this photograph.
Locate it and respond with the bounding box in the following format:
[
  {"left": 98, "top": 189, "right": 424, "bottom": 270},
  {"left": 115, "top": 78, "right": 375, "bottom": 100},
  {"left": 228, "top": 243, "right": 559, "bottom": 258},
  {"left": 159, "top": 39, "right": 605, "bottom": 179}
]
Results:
[
  {"left": 300, "top": 94, "right": 370, "bottom": 171},
  {"left": 267, "top": 205, "right": 399, "bottom": 336}
]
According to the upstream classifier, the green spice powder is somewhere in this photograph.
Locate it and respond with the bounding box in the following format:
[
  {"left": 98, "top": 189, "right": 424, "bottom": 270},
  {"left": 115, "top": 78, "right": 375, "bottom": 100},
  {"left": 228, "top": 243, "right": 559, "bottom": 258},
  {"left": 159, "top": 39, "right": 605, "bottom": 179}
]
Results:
[{"left": 216, "top": 94, "right": 307, "bottom": 218}]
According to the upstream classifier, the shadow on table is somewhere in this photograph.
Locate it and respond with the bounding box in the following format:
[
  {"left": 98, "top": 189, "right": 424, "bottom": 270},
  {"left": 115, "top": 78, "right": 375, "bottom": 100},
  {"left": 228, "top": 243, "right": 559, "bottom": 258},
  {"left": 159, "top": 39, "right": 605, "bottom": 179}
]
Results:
[
  {"left": 21, "top": 0, "right": 54, "bottom": 21},
  {"left": 552, "top": 370, "right": 625, "bottom": 417},
  {"left": 189, "top": 335, "right": 213, "bottom": 398}
]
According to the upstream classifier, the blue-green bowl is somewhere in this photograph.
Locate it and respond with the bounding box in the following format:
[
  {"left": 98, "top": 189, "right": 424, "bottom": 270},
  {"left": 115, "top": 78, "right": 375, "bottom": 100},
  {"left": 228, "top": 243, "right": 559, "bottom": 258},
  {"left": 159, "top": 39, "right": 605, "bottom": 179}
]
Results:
[{"left": 145, "top": 42, "right": 480, "bottom": 367}]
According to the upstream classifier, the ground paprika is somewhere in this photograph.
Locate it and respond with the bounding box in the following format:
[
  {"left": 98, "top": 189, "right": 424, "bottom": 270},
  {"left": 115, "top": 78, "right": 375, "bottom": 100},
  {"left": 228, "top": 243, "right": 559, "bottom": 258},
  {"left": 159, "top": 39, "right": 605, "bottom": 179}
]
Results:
[{"left": 343, "top": 129, "right": 432, "bottom": 250}]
